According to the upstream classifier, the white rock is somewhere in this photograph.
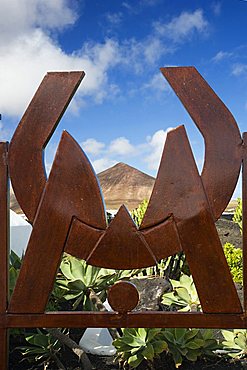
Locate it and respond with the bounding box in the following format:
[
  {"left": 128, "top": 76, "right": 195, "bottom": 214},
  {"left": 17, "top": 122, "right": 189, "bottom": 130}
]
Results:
[
  {"left": 79, "top": 328, "right": 116, "bottom": 356},
  {"left": 10, "top": 210, "right": 32, "bottom": 256}
]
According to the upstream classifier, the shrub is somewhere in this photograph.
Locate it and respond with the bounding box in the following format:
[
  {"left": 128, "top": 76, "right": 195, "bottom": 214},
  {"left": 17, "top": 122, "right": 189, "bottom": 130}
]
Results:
[
  {"left": 223, "top": 243, "right": 243, "bottom": 284},
  {"left": 233, "top": 198, "right": 242, "bottom": 233}
]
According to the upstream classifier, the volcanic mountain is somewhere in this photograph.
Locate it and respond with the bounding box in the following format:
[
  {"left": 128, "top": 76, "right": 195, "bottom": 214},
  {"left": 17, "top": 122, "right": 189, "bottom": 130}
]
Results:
[
  {"left": 97, "top": 162, "right": 155, "bottom": 211},
  {"left": 10, "top": 162, "right": 155, "bottom": 214}
]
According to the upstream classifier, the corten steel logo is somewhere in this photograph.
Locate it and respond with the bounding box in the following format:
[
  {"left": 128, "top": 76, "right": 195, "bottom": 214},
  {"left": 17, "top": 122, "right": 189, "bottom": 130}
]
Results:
[{"left": 0, "top": 67, "right": 247, "bottom": 367}]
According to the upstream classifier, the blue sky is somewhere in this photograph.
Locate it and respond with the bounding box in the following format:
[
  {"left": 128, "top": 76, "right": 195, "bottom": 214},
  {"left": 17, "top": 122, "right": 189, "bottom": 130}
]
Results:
[{"left": 0, "top": 0, "right": 247, "bottom": 197}]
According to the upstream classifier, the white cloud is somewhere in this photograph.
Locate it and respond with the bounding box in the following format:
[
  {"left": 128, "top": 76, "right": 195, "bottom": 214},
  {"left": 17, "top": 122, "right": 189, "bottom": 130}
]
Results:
[
  {"left": 81, "top": 138, "right": 105, "bottom": 155},
  {"left": 122, "top": 0, "right": 159, "bottom": 13},
  {"left": 93, "top": 158, "right": 117, "bottom": 173},
  {"left": 0, "top": 0, "right": 121, "bottom": 117},
  {"left": 154, "top": 9, "right": 208, "bottom": 42},
  {"left": 121, "top": 37, "right": 172, "bottom": 74},
  {"left": 143, "top": 72, "right": 170, "bottom": 93},
  {"left": 232, "top": 63, "right": 247, "bottom": 76},
  {"left": 80, "top": 128, "right": 175, "bottom": 175},
  {"left": 120, "top": 9, "right": 208, "bottom": 73},
  {"left": 212, "top": 50, "right": 233, "bottom": 63},
  {"left": 145, "top": 128, "right": 174, "bottom": 170},
  {"left": 211, "top": 2, "right": 221, "bottom": 16},
  {"left": 0, "top": 3, "right": 210, "bottom": 118},
  {"left": 0, "top": 0, "right": 77, "bottom": 46},
  {"left": 0, "top": 31, "right": 120, "bottom": 117},
  {"left": 105, "top": 12, "right": 122, "bottom": 26},
  {"left": 109, "top": 137, "right": 136, "bottom": 155},
  {"left": 0, "top": 122, "right": 9, "bottom": 141},
  {"left": 141, "top": 0, "right": 160, "bottom": 5}
]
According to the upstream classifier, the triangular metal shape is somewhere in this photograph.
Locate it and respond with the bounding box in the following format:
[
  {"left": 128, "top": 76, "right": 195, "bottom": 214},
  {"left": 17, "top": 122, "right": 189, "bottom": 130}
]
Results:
[{"left": 87, "top": 205, "right": 157, "bottom": 269}]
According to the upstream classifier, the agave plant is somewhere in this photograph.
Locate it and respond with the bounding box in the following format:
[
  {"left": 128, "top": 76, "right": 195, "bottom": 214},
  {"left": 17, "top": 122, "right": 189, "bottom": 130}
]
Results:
[
  {"left": 113, "top": 328, "right": 167, "bottom": 368},
  {"left": 57, "top": 254, "right": 139, "bottom": 310},
  {"left": 162, "top": 328, "right": 218, "bottom": 368},
  {"left": 222, "top": 329, "right": 247, "bottom": 359},
  {"left": 161, "top": 273, "right": 201, "bottom": 312},
  {"left": 18, "top": 329, "right": 64, "bottom": 369}
]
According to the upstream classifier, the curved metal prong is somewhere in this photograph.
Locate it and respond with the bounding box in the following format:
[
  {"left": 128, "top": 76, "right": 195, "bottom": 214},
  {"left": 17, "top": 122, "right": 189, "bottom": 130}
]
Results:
[
  {"left": 9, "top": 71, "right": 85, "bottom": 222},
  {"left": 161, "top": 66, "right": 242, "bottom": 220},
  {"left": 9, "top": 131, "right": 106, "bottom": 313},
  {"left": 140, "top": 126, "right": 242, "bottom": 313}
]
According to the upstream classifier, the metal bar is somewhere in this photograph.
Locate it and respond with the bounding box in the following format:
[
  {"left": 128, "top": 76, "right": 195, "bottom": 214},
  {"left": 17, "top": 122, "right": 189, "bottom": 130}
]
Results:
[
  {"left": 0, "top": 143, "right": 9, "bottom": 370},
  {"left": 2, "top": 312, "right": 246, "bottom": 329},
  {"left": 0, "top": 329, "right": 8, "bottom": 370},
  {"left": 243, "top": 132, "right": 247, "bottom": 313}
]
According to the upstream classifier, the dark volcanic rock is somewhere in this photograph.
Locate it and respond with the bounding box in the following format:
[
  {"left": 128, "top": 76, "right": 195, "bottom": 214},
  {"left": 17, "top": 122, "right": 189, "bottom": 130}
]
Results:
[
  {"left": 216, "top": 217, "right": 242, "bottom": 249},
  {"left": 130, "top": 277, "right": 171, "bottom": 311}
]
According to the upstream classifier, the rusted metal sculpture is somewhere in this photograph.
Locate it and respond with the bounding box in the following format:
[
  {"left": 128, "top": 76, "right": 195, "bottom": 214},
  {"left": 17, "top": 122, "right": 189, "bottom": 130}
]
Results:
[{"left": 0, "top": 67, "right": 247, "bottom": 368}]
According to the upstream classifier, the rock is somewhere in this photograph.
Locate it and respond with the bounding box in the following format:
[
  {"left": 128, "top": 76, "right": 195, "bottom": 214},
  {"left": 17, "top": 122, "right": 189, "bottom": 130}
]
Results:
[
  {"left": 130, "top": 277, "right": 171, "bottom": 311},
  {"left": 79, "top": 328, "right": 116, "bottom": 356},
  {"left": 216, "top": 217, "right": 242, "bottom": 249}
]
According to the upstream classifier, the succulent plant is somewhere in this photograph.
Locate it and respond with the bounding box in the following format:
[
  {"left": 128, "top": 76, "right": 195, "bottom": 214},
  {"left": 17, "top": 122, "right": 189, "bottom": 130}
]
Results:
[
  {"left": 162, "top": 328, "right": 218, "bottom": 368},
  {"left": 113, "top": 328, "right": 167, "bottom": 368},
  {"left": 161, "top": 273, "right": 201, "bottom": 312},
  {"left": 222, "top": 329, "right": 247, "bottom": 358},
  {"left": 57, "top": 254, "right": 140, "bottom": 310}
]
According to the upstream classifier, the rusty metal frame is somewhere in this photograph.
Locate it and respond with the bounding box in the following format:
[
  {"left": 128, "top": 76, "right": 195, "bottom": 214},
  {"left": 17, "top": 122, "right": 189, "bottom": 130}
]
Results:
[{"left": 1, "top": 67, "right": 247, "bottom": 368}]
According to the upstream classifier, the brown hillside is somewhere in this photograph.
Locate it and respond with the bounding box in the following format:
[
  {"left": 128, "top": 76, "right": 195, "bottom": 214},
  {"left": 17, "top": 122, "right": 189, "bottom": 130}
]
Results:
[
  {"left": 10, "top": 162, "right": 155, "bottom": 214},
  {"left": 9, "top": 162, "right": 238, "bottom": 214},
  {"left": 97, "top": 162, "right": 155, "bottom": 210}
]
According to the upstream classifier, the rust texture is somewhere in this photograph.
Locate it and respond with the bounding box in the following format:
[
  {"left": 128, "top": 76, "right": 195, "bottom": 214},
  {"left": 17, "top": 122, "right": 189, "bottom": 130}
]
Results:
[
  {"left": 9, "top": 131, "right": 106, "bottom": 313},
  {"left": 108, "top": 281, "right": 139, "bottom": 313},
  {"left": 161, "top": 67, "right": 242, "bottom": 221},
  {"left": 0, "top": 143, "right": 9, "bottom": 368},
  {"left": 9, "top": 71, "right": 85, "bottom": 223},
  {"left": 0, "top": 66, "right": 246, "bottom": 369}
]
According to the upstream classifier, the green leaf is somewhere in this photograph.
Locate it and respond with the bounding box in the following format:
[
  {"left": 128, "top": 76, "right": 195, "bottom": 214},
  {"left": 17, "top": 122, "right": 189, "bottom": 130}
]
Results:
[
  {"left": 171, "top": 349, "right": 183, "bottom": 368},
  {"left": 184, "top": 329, "right": 199, "bottom": 341},
  {"left": 113, "top": 341, "right": 132, "bottom": 352},
  {"left": 152, "top": 340, "right": 167, "bottom": 354},
  {"left": 222, "top": 340, "right": 242, "bottom": 350},
  {"left": 60, "top": 260, "right": 75, "bottom": 280},
  {"left": 138, "top": 328, "right": 147, "bottom": 341},
  {"left": 175, "top": 328, "right": 186, "bottom": 342},
  {"left": 180, "top": 274, "right": 192, "bottom": 290},
  {"left": 222, "top": 330, "right": 235, "bottom": 342},
  {"left": 121, "top": 336, "right": 145, "bottom": 347},
  {"left": 26, "top": 333, "right": 49, "bottom": 348},
  {"left": 128, "top": 354, "right": 143, "bottom": 368},
  {"left": 176, "top": 287, "right": 190, "bottom": 303},
  {"left": 147, "top": 328, "right": 161, "bottom": 342},
  {"left": 142, "top": 343, "right": 154, "bottom": 360},
  {"left": 123, "top": 328, "right": 139, "bottom": 337},
  {"left": 186, "top": 350, "right": 200, "bottom": 362},
  {"left": 201, "top": 329, "right": 213, "bottom": 341},
  {"left": 163, "top": 329, "right": 175, "bottom": 343},
  {"left": 186, "top": 339, "right": 204, "bottom": 349},
  {"left": 235, "top": 332, "right": 247, "bottom": 349},
  {"left": 203, "top": 339, "right": 218, "bottom": 350}
]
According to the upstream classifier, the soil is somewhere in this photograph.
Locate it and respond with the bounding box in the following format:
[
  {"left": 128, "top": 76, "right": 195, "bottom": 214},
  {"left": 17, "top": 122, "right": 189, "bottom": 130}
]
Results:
[
  {"left": 9, "top": 348, "right": 246, "bottom": 370},
  {"left": 9, "top": 333, "right": 246, "bottom": 370},
  {"left": 88, "top": 353, "right": 246, "bottom": 369}
]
